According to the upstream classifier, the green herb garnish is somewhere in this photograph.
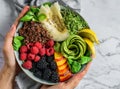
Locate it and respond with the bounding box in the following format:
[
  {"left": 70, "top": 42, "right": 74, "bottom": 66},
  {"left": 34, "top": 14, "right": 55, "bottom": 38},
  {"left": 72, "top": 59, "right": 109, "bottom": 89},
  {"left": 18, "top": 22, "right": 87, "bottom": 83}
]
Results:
[
  {"left": 20, "top": 7, "right": 40, "bottom": 22},
  {"left": 13, "top": 36, "right": 24, "bottom": 51},
  {"left": 38, "top": 13, "right": 47, "bottom": 21},
  {"left": 61, "top": 8, "right": 89, "bottom": 34},
  {"left": 79, "top": 56, "right": 92, "bottom": 65}
]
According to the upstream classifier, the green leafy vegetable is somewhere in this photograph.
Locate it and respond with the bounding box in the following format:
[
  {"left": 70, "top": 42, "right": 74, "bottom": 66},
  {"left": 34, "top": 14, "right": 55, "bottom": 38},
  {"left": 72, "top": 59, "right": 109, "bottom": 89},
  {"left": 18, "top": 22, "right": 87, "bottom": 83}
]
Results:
[
  {"left": 61, "top": 8, "right": 89, "bottom": 34},
  {"left": 20, "top": 7, "right": 40, "bottom": 22},
  {"left": 20, "top": 6, "right": 48, "bottom": 22},
  {"left": 68, "top": 58, "right": 73, "bottom": 65},
  {"left": 38, "top": 13, "right": 47, "bottom": 21},
  {"left": 20, "top": 15, "right": 33, "bottom": 21},
  {"left": 80, "top": 56, "right": 92, "bottom": 65},
  {"left": 67, "top": 56, "right": 92, "bottom": 73},
  {"left": 68, "top": 59, "right": 81, "bottom": 74},
  {"left": 13, "top": 36, "right": 24, "bottom": 51},
  {"left": 30, "top": 7, "right": 40, "bottom": 13},
  {"left": 71, "top": 61, "right": 81, "bottom": 73},
  {"left": 54, "top": 42, "right": 61, "bottom": 52},
  {"left": 85, "top": 50, "right": 91, "bottom": 57},
  {"left": 27, "top": 11, "right": 34, "bottom": 16},
  {"left": 15, "top": 36, "right": 24, "bottom": 40}
]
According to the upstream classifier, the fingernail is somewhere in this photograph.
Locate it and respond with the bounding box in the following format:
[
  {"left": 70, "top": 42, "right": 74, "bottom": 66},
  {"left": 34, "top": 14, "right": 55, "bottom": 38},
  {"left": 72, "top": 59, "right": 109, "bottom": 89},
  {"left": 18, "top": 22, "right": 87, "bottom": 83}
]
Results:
[{"left": 24, "top": 6, "right": 30, "bottom": 10}]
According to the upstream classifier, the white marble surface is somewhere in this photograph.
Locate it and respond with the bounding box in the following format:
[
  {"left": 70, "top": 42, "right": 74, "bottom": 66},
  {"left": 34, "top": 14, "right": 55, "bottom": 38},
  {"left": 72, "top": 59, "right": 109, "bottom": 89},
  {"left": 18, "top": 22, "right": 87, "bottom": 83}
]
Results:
[{"left": 0, "top": 0, "right": 120, "bottom": 89}]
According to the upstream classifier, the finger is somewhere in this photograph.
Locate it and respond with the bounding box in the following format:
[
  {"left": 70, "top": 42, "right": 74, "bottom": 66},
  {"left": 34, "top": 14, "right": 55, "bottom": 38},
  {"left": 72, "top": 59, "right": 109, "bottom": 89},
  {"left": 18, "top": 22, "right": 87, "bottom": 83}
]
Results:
[
  {"left": 13, "top": 6, "right": 29, "bottom": 27},
  {"left": 3, "top": 25, "right": 16, "bottom": 53},
  {"left": 4, "top": 6, "right": 30, "bottom": 45},
  {"left": 40, "top": 85, "right": 50, "bottom": 89},
  {"left": 9, "top": 6, "right": 29, "bottom": 36},
  {"left": 65, "top": 62, "right": 92, "bottom": 89}
]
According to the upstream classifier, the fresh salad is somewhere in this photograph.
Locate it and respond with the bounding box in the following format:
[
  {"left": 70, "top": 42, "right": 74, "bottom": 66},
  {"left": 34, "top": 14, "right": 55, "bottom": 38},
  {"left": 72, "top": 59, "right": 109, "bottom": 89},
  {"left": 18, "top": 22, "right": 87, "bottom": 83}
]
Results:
[{"left": 13, "top": 2, "right": 99, "bottom": 83}]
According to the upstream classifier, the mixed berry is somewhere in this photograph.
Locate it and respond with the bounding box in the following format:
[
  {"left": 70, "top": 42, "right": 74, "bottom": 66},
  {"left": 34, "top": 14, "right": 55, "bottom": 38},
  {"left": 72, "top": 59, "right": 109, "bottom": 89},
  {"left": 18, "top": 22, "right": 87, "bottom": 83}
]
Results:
[{"left": 19, "top": 40, "right": 59, "bottom": 82}]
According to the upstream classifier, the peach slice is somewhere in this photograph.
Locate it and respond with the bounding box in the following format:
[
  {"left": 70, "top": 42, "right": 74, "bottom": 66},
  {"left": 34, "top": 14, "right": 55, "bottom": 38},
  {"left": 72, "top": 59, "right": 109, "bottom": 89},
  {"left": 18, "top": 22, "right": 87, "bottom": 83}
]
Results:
[
  {"left": 58, "top": 62, "right": 68, "bottom": 71},
  {"left": 58, "top": 67, "right": 69, "bottom": 76},
  {"left": 56, "top": 58, "right": 67, "bottom": 66},
  {"left": 58, "top": 66, "right": 69, "bottom": 75},
  {"left": 54, "top": 52, "right": 63, "bottom": 59},
  {"left": 60, "top": 71, "right": 72, "bottom": 82},
  {"left": 55, "top": 56, "right": 63, "bottom": 61}
]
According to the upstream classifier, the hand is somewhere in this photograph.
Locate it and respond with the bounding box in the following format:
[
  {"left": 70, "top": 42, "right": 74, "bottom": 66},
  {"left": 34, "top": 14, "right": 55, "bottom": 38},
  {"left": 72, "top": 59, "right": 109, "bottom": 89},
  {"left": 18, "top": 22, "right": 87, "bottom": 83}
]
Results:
[
  {"left": 0, "top": 6, "right": 29, "bottom": 89},
  {"left": 3, "top": 6, "right": 29, "bottom": 73},
  {"left": 41, "top": 62, "right": 91, "bottom": 89}
]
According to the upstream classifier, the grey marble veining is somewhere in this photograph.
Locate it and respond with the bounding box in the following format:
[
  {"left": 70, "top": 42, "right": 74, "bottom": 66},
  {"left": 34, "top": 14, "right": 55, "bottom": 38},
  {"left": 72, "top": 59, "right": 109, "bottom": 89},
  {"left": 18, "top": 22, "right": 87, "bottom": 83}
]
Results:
[{"left": 0, "top": 0, "right": 120, "bottom": 89}]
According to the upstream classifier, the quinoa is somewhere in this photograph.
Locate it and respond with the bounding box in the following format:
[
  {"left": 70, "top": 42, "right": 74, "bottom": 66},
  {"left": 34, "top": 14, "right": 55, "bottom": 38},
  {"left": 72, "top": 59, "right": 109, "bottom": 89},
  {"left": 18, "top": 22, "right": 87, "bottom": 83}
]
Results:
[{"left": 18, "top": 21, "right": 52, "bottom": 44}]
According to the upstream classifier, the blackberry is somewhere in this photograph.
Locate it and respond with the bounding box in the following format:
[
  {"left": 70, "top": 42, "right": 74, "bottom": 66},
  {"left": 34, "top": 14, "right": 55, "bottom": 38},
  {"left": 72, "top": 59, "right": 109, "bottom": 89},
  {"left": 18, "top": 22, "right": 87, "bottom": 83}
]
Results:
[
  {"left": 37, "top": 58, "right": 48, "bottom": 70},
  {"left": 46, "top": 55, "right": 54, "bottom": 63},
  {"left": 50, "top": 61, "right": 57, "bottom": 70},
  {"left": 34, "top": 71, "right": 42, "bottom": 79},
  {"left": 43, "top": 69, "right": 52, "bottom": 81},
  {"left": 41, "top": 55, "right": 47, "bottom": 60},
  {"left": 50, "top": 71, "right": 59, "bottom": 83},
  {"left": 30, "top": 61, "right": 37, "bottom": 73}
]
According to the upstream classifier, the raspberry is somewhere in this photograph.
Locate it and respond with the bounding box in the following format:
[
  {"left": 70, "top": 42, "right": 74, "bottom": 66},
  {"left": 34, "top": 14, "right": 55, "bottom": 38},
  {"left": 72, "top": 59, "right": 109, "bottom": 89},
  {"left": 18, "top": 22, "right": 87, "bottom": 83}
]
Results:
[
  {"left": 46, "top": 47, "right": 54, "bottom": 56},
  {"left": 27, "top": 43, "right": 33, "bottom": 49},
  {"left": 30, "top": 62, "right": 37, "bottom": 73},
  {"left": 22, "top": 60, "right": 32, "bottom": 69},
  {"left": 28, "top": 53, "right": 35, "bottom": 60},
  {"left": 20, "top": 45, "right": 28, "bottom": 53},
  {"left": 34, "top": 55, "right": 40, "bottom": 62},
  {"left": 31, "top": 46, "right": 39, "bottom": 54},
  {"left": 39, "top": 47, "right": 46, "bottom": 56},
  {"left": 46, "top": 40, "right": 54, "bottom": 48},
  {"left": 46, "top": 49, "right": 51, "bottom": 56},
  {"left": 20, "top": 53, "right": 27, "bottom": 60},
  {"left": 34, "top": 42, "right": 42, "bottom": 49}
]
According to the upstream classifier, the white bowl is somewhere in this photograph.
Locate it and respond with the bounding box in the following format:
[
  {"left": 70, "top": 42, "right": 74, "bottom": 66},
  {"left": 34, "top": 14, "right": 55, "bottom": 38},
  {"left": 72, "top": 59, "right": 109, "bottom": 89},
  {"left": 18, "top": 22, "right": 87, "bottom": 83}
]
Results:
[{"left": 14, "top": 4, "right": 89, "bottom": 85}]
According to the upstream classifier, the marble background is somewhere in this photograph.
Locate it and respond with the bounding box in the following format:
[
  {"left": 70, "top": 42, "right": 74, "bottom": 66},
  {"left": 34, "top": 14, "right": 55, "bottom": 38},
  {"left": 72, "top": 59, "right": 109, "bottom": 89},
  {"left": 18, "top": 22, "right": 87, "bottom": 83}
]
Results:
[{"left": 0, "top": 0, "right": 120, "bottom": 89}]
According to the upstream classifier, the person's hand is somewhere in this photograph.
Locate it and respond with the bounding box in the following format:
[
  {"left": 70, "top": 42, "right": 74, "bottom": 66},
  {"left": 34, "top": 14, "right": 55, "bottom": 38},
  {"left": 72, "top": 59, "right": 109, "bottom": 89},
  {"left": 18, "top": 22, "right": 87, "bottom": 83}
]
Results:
[
  {"left": 0, "top": 6, "right": 29, "bottom": 89},
  {"left": 3, "top": 6, "right": 29, "bottom": 73},
  {"left": 41, "top": 62, "right": 91, "bottom": 89}
]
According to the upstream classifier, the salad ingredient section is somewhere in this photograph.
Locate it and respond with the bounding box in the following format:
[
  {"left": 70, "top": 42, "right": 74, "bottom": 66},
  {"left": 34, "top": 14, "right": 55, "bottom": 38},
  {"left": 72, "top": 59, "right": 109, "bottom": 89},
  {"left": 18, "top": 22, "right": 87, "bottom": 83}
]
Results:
[
  {"left": 30, "top": 55, "right": 59, "bottom": 82},
  {"left": 13, "top": 36, "right": 24, "bottom": 51},
  {"left": 83, "top": 38, "right": 96, "bottom": 57},
  {"left": 39, "top": 2, "right": 69, "bottom": 41},
  {"left": 54, "top": 52, "right": 72, "bottom": 82},
  {"left": 61, "top": 35, "right": 86, "bottom": 60},
  {"left": 13, "top": 1, "right": 99, "bottom": 83},
  {"left": 61, "top": 8, "right": 89, "bottom": 34},
  {"left": 78, "top": 29, "right": 99, "bottom": 44},
  {"left": 18, "top": 21, "right": 52, "bottom": 44}
]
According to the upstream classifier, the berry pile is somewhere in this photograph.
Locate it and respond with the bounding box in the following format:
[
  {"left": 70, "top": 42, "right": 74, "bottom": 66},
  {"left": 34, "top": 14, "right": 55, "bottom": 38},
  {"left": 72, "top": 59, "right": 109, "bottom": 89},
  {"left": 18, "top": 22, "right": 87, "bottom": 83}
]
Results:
[
  {"left": 19, "top": 40, "right": 59, "bottom": 82},
  {"left": 30, "top": 55, "right": 59, "bottom": 82}
]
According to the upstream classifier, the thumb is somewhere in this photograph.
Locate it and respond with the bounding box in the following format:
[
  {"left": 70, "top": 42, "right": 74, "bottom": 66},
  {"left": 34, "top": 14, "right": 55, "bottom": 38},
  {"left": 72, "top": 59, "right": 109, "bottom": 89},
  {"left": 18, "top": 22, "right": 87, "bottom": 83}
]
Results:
[
  {"left": 4, "top": 6, "right": 29, "bottom": 48},
  {"left": 40, "top": 85, "right": 50, "bottom": 89},
  {"left": 65, "top": 62, "right": 91, "bottom": 89}
]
